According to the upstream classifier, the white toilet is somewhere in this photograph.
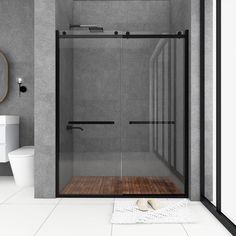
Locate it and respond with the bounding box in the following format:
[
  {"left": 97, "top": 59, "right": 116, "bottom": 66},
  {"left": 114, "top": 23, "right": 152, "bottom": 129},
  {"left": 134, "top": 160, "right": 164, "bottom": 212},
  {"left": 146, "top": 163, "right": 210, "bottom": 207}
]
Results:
[{"left": 8, "top": 146, "right": 34, "bottom": 187}]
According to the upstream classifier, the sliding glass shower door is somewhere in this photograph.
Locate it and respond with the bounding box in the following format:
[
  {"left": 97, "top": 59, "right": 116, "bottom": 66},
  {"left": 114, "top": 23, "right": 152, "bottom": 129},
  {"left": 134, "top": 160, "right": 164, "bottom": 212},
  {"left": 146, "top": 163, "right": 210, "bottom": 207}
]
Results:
[
  {"left": 58, "top": 36, "right": 123, "bottom": 195},
  {"left": 121, "top": 37, "right": 186, "bottom": 195},
  {"left": 56, "top": 31, "right": 188, "bottom": 197},
  {"left": 72, "top": 38, "right": 122, "bottom": 195}
]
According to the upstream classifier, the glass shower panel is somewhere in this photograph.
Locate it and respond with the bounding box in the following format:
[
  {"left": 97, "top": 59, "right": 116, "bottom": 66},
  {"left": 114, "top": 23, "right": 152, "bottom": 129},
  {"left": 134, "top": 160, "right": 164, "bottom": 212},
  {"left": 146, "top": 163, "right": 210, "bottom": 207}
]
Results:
[
  {"left": 121, "top": 38, "right": 185, "bottom": 194},
  {"left": 58, "top": 38, "right": 74, "bottom": 193},
  {"left": 59, "top": 37, "right": 122, "bottom": 195}
]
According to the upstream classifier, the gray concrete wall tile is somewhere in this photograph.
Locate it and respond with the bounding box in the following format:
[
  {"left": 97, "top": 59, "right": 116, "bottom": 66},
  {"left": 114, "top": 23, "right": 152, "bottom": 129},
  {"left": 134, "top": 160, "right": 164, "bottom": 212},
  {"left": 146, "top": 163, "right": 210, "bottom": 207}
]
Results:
[
  {"left": 0, "top": 0, "right": 34, "bottom": 175},
  {"left": 34, "top": 0, "right": 56, "bottom": 198},
  {"left": 170, "top": 0, "right": 200, "bottom": 200}
]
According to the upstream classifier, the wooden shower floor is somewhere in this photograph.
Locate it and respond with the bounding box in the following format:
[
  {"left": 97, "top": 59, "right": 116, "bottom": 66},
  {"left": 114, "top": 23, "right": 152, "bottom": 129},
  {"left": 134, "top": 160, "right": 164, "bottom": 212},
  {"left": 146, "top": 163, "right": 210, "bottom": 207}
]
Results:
[{"left": 62, "top": 176, "right": 181, "bottom": 195}]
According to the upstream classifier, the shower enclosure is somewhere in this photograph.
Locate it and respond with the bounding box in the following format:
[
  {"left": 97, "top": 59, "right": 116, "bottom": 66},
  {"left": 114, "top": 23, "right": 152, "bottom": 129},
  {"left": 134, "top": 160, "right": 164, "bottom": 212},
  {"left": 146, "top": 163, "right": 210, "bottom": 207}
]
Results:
[{"left": 56, "top": 30, "right": 189, "bottom": 197}]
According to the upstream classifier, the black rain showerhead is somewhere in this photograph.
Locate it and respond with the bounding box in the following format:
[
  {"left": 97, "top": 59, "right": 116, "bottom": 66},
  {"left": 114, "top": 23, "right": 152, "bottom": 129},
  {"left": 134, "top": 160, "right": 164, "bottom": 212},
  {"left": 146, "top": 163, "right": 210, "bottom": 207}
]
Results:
[
  {"left": 89, "top": 26, "right": 104, "bottom": 33},
  {"left": 69, "top": 24, "right": 104, "bottom": 32}
]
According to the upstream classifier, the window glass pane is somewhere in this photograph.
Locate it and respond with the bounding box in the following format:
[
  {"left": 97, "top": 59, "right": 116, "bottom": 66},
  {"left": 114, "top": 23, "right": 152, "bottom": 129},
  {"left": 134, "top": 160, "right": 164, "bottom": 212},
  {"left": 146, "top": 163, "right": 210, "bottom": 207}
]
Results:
[{"left": 221, "top": 0, "right": 236, "bottom": 223}]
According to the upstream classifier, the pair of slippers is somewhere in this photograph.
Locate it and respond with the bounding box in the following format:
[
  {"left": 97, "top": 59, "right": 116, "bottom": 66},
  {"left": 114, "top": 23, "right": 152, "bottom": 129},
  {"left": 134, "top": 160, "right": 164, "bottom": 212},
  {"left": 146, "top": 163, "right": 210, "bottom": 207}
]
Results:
[{"left": 136, "top": 199, "right": 159, "bottom": 211}]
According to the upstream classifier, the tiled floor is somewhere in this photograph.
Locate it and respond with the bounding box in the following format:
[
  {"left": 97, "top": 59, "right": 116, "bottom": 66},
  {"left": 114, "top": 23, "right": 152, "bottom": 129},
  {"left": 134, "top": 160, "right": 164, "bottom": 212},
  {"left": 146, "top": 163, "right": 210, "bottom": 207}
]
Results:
[{"left": 0, "top": 177, "right": 231, "bottom": 236}]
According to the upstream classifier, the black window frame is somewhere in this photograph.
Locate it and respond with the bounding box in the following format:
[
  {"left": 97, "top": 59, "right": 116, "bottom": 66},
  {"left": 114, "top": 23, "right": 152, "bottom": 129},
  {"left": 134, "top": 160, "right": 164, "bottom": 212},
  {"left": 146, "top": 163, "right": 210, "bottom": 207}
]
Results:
[{"left": 200, "top": 0, "right": 236, "bottom": 234}]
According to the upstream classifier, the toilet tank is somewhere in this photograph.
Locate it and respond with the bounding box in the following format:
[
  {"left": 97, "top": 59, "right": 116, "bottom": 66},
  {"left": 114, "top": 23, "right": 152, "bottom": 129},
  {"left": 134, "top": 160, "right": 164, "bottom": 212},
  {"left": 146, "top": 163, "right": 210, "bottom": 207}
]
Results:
[{"left": 0, "top": 116, "right": 19, "bottom": 162}]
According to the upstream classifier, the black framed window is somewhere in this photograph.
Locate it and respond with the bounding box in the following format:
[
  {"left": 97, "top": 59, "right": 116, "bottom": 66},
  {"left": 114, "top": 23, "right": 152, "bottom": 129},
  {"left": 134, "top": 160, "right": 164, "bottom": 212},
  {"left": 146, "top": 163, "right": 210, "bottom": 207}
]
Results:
[{"left": 200, "top": 0, "right": 236, "bottom": 234}]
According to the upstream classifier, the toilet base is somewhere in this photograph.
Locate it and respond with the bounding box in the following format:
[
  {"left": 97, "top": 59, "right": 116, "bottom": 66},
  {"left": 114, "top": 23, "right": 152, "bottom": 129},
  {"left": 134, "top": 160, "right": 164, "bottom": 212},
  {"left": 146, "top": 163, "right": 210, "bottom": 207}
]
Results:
[{"left": 9, "top": 156, "right": 34, "bottom": 187}]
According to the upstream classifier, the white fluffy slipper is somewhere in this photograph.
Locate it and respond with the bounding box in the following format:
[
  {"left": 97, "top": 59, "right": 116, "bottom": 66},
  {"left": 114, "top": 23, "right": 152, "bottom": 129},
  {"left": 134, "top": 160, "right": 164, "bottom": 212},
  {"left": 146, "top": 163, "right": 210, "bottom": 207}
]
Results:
[
  {"left": 136, "top": 199, "right": 148, "bottom": 211},
  {"left": 147, "top": 199, "right": 159, "bottom": 210}
]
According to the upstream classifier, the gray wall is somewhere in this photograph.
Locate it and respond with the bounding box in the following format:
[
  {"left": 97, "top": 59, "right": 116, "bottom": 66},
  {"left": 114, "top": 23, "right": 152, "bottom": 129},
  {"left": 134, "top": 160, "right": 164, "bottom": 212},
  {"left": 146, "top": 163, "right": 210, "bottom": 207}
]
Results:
[
  {"left": 34, "top": 0, "right": 56, "bottom": 198},
  {"left": 204, "top": 0, "right": 214, "bottom": 201},
  {"left": 73, "top": 0, "right": 170, "bottom": 33},
  {"left": 189, "top": 0, "right": 201, "bottom": 201},
  {"left": 34, "top": 0, "right": 73, "bottom": 197},
  {"left": 170, "top": 0, "right": 190, "bottom": 33},
  {"left": 170, "top": 0, "right": 201, "bottom": 200},
  {"left": 121, "top": 40, "right": 157, "bottom": 152},
  {"left": 190, "top": 0, "right": 201, "bottom": 201},
  {"left": 72, "top": 1, "right": 172, "bottom": 178},
  {"left": 72, "top": 0, "right": 170, "bottom": 155},
  {"left": 73, "top": 39, "right": 122, "bottom": 153},
  {"left": 0, "top": 0, "right": 34, "bottom": 176},
  {"left": 56, "top": 0, "right": 73, "bottom": 29}
]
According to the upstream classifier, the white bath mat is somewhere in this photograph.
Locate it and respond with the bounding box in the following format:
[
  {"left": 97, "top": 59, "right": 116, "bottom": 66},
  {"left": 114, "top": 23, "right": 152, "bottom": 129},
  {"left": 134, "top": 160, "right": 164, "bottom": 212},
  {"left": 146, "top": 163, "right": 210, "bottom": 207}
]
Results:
[{"left": 111, "top": 199, "right": 196, "bottom": 224}]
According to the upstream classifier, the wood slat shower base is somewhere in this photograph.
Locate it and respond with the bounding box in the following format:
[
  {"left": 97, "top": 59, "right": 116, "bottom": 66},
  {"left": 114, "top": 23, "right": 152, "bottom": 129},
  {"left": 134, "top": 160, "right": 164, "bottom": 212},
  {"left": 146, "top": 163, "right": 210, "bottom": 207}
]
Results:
[{"left": 62, "top": 176, "right": 181, "bottom": 195}]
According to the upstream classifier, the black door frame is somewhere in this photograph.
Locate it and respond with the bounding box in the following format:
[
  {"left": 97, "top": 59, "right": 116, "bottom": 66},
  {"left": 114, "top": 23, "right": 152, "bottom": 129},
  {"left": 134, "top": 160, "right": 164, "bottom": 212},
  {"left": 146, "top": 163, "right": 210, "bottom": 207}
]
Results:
[
  {"left": 55, "top": 30, "right": 189, "bottom": 198},
  {"left": 200, "top": 0, "right": 236, "bottom": 234}
]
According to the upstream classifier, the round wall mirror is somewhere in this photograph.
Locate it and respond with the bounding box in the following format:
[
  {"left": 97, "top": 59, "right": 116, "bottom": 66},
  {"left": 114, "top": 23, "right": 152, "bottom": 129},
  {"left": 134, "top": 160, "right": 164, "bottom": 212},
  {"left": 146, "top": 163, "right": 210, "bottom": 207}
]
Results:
[{"left": 0, "top": 51, "right": 9, "bottom": 103}]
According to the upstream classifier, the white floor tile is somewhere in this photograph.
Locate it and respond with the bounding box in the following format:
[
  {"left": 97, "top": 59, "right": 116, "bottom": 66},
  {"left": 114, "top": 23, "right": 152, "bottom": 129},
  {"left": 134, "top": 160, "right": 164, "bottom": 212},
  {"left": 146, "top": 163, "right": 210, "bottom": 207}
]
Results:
[
  {"left": 115, "top": 198, "right": 169, "bottom": 202},
  {"left": 182, "top": 224, "right": 231, "bottom": 236},
  {"left": 5, "top": 187, "right": 60, "bottom": 205},
  {"left": 0, "top": 186, "right": 22, "bottom": 203},
  {"left": 60, "top": 197, "right": 114, "bottom": 205},
  {"left": 0, "top": 178, "right": 233, "bottom": 236},
  {"left": 36, "top": 204, "right": 113, "bottom": 236},
  {"left": 0, "top": 177, "right": 22, "bottom": 203},
  {"left": 182, "top": 203, "right": 231, "bottom": 236},
  {"left": 183, "top": 202, "right": 221, "bottom": 224},
  {"left": 0, "top": 205, "right": 55, "bottom": 236},
  {"left": 166, "top": 198, "right": 197, "bottom": 204},
  {"left": 0, "top": 177, "right": 16, "bottom": 187},
  {"left": 112, "top": 224, "right": 188, "bottom": 236}
]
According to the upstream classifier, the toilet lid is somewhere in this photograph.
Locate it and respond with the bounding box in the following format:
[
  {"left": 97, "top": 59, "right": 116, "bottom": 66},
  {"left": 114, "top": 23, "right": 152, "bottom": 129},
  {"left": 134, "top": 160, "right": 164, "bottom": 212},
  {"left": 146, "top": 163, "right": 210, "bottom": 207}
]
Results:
[{"left": 8, "top": 146, "right": 34, "bottom": 158}]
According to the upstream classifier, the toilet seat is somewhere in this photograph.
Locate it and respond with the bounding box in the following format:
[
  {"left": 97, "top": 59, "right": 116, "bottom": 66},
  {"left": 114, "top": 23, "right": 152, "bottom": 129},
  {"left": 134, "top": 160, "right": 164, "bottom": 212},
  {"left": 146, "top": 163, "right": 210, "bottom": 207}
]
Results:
[{"left": 8, "top": 146, "right": 34, "bottom": 158}]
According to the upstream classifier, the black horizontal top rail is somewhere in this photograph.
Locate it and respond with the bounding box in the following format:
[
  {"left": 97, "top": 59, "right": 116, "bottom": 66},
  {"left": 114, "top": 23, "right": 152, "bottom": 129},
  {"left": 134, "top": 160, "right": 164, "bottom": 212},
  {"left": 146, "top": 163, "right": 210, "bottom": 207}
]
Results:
[
  {"left": 59, "top": 32, "right": 186, "bottom": 39},
  {"left": 68, "top": 121, "right": 115, "bottom": 125},
  {"left": 129, "top": 121, "right": 175, "bottom": 124}
]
